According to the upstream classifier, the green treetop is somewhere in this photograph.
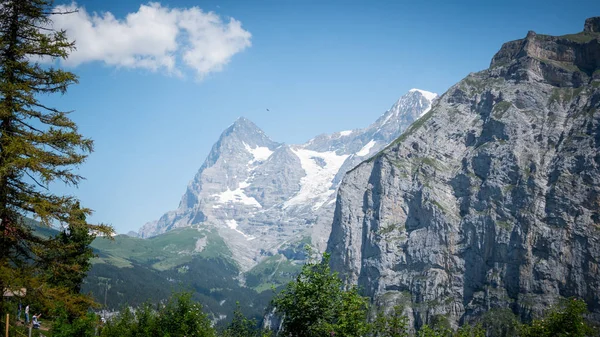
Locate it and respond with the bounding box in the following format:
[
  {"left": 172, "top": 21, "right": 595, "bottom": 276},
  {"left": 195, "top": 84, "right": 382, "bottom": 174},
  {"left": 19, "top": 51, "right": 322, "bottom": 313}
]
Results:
[{"left": 271, "top": 252, "right": 370, "bottom": 337}]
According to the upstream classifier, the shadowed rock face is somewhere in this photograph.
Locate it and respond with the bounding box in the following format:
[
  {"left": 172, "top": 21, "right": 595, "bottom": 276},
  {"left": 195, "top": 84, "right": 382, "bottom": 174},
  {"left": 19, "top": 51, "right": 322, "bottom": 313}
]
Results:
[
  {"left": 585, "top": 17, "right": 600, "bottom": 33},
  {"left": 327, "top": 18, "right": 600, "bottom": 329}
]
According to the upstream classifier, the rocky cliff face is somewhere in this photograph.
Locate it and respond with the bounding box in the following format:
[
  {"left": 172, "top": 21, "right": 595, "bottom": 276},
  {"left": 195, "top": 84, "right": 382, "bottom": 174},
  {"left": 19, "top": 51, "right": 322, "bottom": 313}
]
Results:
[
  {"left": 138, "top": 89, "right": 437, "bottom": 270},
  {"left": 327, "top": 18, "right": 600, "bottom": 328}
]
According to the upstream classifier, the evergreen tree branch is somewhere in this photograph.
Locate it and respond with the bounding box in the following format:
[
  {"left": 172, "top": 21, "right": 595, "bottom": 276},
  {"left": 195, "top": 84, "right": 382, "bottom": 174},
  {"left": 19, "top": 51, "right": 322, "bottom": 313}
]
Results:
[{"left": 24, "top": 170, "right": 48, "bottom": 190}]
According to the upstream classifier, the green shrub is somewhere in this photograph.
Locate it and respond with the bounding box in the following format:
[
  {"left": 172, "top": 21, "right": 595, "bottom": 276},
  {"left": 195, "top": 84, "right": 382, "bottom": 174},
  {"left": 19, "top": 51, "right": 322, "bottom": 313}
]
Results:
[
  {"left": 372, "top": 305, "right": 409, "bottom": 337},
  {"left": 222, "top": 302, "right": 271, "bottom": 337},
  {"left": 519, "top": 298, "right": 595, "bottom": 337},
  {"left": 51, "top": 306, "right": 99, "bottom": 337},
  {"left": 416, "top": 324, "right": 452, "bottom": 337},
  {"left": 454, "top": 324, "right": 485, "bottom": 337},
  {"left": 480, "top": 308, "right": 519, "bottom": 337},
  {"left": 100, "top": 292, "right": 215, "bottom": 337}
]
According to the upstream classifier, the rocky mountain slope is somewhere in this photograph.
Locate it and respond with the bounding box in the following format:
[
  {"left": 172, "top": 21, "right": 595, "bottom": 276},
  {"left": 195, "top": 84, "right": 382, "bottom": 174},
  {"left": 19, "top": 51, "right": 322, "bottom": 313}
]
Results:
[
  {"left": 138, "top": 89, "right": 437, "bottom": 270},
  {"left": 327, "top": 17, "right": 600, "bottom": 328}
]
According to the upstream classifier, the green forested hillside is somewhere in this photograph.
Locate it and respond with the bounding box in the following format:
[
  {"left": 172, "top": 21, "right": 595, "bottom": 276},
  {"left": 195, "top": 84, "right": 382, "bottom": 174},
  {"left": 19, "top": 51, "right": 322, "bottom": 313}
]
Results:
[
  {"left": 83, "top": 227, "right": 300, "bottom": 325},
  {"left": 27, "top": 217, "right": 302, "bottom": 325},
  {"left": 90, "top": 227, "right": 231, "bottom": 269}
]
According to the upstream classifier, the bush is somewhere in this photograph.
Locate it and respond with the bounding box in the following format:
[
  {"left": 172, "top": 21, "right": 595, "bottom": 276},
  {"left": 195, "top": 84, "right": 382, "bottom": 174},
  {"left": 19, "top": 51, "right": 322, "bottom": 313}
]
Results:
[
  {"left": 100, "top": 292, "right": 215, "bottom": 337},
  {"left": 480, "top": 308, "right": 519, "bottom": 337},
  {"left": 519, "top": 298, "right": 595, "bottom": 337},
  {"left": 372, "top": 305, "right": 409, "bottom": 337},
  {"left": 51, "top": 306, "right": 99, "bottom": 337},
  {"left": 454, "top": 324, "right": 485, "bottom": 337},
  {"left": 221, "top": 302, "right": 271, "bottom": 337},
  {"left": 416, "top": 325, "right": 451, "bottom": 337}
]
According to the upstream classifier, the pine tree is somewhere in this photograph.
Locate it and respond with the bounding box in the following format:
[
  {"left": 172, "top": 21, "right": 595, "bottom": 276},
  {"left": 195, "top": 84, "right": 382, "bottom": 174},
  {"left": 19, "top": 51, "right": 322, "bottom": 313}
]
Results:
[
  {"left": 44, "top": 202, "right": 94, "bottom": 294},
  {"left": 0, "top": 0, "right": 111, "bottom": 314},
  {"left": 39, "top": 202, "right": 101, "bottom": 318}
]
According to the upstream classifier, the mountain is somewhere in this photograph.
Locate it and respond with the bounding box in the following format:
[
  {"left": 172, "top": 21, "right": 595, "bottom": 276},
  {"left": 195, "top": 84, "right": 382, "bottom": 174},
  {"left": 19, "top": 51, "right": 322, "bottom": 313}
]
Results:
[
  {"left": 138, "top": 89, "right": 437, "bottom": 270},
  {"left": 327, "top": 17, "right": 600, "bottom": 329},
  {"left": 86, "top": 89, "right": 437, "bottom": 325}
]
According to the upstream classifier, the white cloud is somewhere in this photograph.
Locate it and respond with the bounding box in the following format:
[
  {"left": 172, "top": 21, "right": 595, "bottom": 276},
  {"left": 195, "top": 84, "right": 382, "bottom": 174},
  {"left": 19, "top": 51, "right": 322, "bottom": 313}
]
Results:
[
  {"left": 50, "top": 2, "right": 252, "bottom": 79},
  {"left": 178, "top": 8, "right": 251, "bottom": 78}
]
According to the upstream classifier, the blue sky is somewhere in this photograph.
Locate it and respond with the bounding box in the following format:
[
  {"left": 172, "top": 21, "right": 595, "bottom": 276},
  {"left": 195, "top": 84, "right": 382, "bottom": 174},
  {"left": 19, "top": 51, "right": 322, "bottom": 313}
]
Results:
[{"left": 46, "top": 0, "right": 599, "bottom": 233}]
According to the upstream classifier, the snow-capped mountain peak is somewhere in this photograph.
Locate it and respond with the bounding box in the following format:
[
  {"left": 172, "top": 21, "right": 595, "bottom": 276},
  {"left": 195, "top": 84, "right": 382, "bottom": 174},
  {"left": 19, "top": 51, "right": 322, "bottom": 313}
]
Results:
[
  {"left": 139, "top": 89, "right": 437, "bottom": 270},
  {"left": 370, "top": 89, "right": 438, "bottom": 136},
  {"left": 221, "top": 117, "right": 277, "bottom": 148},
  {"left": 409, "top": 88, "right": 438, "bottom": 101}
]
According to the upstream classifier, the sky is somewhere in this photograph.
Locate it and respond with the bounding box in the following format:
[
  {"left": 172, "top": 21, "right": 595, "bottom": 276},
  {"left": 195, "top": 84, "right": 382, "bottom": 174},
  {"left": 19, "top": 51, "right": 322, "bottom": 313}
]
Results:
[{"left": 42, "top": 0, "right": 599, "bottom": 233}]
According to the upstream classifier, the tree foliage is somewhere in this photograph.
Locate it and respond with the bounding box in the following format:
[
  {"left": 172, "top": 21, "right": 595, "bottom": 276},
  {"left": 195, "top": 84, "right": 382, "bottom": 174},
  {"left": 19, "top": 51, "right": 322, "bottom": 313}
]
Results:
[
  {"left": 519, "top": 298, "right": 596, "bottom": 337},
  {"left": 415, "top": 324, "right": 485, "bottom": 337},
  {"left": 479, "top": 308, "right": 519, "bottom": 337},
  {"left": 0, "top": 0, "right": 111, "bottom": 317},
  {"left": 222, "top": 302, "right": 271, "bottom": 337},
  {"left": 271, "top": 252, "right": 370, "bottom": 337},
  {"left": 416, "top": 325, "right": 452, "bottom": 337},
  {"left": 453, "top": 324, "right": 485, "bottom": 337},
  {"left": 100, "top": 293, "right": 216, "bottom": 337},
  {"left": 51, "top": 305, "right": 98, "bottom": 337},
  {"left": 43, "top": 202, "right": 95, "bottom": 293},
  {"left": 372, "top": 305, "right": 409, "bottom": 337}
]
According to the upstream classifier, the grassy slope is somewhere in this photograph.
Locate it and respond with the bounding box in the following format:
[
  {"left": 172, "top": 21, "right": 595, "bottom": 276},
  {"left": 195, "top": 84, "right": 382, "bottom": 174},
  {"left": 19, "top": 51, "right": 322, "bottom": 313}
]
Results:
[
  {"left": 85, "top": 227, "right": 279, "bottom": 325},
  {"left": 27, "top": 221, "right": 301, "bottom": 324},
  {"left": 91, "top": 227, "right": 234, "bottom": 270},
  {"left": 245, "top": 254, "right": 302, "bottom": 293}
]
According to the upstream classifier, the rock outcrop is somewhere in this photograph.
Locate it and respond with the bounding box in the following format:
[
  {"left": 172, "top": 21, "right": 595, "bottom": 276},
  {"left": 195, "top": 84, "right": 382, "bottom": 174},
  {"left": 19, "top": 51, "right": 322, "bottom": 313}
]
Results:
[
  {"left": 585, "top": 17, "right": 600, "bottom": 33},
  {"left": 327, "top": 18, "right": 600, "bottom": 328}
]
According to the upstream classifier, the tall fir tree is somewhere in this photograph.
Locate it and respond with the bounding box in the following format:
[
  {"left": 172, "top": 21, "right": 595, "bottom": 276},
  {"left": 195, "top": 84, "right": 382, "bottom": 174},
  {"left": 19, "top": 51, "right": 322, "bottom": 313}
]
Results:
[
  {"left": 44, "top": 202, "right": 94, "bottom": 294},
  {"left": 39, "top": 202, "right": 101, "bottom": 318},
  {"left": 0, "top": 0, "right": 111, "bottom": 315}
]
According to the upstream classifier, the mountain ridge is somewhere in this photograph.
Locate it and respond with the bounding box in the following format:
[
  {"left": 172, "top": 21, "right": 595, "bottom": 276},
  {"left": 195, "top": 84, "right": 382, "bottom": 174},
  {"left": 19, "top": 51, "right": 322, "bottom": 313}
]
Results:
[{"left": 138, "top": 89, "right": 438, "bottom": 270}]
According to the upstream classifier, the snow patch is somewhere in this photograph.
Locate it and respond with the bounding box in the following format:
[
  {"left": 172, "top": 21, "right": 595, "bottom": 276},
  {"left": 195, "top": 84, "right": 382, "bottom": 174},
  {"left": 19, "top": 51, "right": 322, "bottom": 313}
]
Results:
[
  {"left": 225, "top": 219, "right": 255, "bottom": 240},
  {"left": 409, "top": 88, "right": 438, "bottom": 102},
  {"left": 419, "top": 105, "right": 433, "bottom": 118},
  {"left": 214, "top": 184, "right": 262, "bottom": 208},
  {"left": 339, "top": 130, "right": 353, "bottom": 136},
  {"left": 226, "top": 219, "right": 239, "bottom": 230},
  {"left": 356, "top": 140, "right": 376, "bottom": 156},
  {"left": 243, "top": 142, "right": 273, "bottom": 163},
  {"left": 284, "top": 148, "right": 349, "bottom": 210},
  {"left": 381, "top": 111, "right": 394, "bottom": 126}
]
